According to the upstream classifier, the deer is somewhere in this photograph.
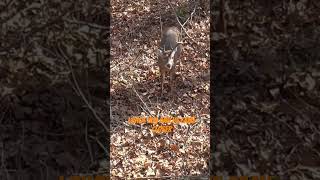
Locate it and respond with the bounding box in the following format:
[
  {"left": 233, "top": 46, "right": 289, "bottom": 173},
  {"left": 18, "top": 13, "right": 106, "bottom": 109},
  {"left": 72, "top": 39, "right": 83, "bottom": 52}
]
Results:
[{"left": 157, "top": 26, "right": 183, "bottom": 96}]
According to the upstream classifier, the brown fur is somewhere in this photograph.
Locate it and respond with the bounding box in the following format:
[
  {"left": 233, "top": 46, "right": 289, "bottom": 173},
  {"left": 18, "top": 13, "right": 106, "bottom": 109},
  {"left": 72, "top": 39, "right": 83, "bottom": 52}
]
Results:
[{"left": 157, "top": 27, "right": 182, "bottom": 95}]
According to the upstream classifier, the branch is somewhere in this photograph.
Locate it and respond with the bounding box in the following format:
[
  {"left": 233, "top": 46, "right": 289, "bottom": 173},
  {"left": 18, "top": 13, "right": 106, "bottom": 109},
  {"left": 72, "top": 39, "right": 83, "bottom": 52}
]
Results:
[
  {"left": 167, "top": 1, "right": 198, "bottom": 45},
  {"left": 132, "top": 85, "right": 152, "bottom": 116},
  {"left": 57, "top": 43, "right": 109, "bottom": 134}
]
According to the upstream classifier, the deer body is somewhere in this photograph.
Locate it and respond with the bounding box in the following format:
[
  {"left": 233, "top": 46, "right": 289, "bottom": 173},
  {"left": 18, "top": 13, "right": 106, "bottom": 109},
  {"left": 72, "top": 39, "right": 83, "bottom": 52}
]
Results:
[{"left": 157, "top": 27, "right": 182, "bottom": 95}]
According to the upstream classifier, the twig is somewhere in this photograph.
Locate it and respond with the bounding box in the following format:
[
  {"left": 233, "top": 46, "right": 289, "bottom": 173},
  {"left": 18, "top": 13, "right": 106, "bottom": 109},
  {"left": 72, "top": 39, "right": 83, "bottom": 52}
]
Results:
[
  {"left": 39, "top": 160, "right": 49, "bottom": 180},
  {"left": 57, "top": 43, "right": 109, "bottom": 134},
  {"left": 182, "top": 3, "right": 197, "bottom": 27},
  {"left": 132, "top": 85, "right": 152, "bottom": 116},
  {"left": 85, "top": 118, "right": 94, "bottom": 164},
  {"left": 89, "top": 135, "right": 109, "bottom": 157},
  {"left": 83, "top": 67, "right": 94, "bottom": 164},
  {"left": 1, "top": 142, "right": 10, "bottom": 180},
  {"left": 167, "top": 1, "right": 198, "bottom": 45}
]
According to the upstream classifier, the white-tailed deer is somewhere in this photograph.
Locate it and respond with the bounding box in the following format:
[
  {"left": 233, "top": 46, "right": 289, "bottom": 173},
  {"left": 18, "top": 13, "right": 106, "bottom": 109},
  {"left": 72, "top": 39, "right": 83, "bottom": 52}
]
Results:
[{"left": 157, "top": 26, "right": 182, "bottom": 95}]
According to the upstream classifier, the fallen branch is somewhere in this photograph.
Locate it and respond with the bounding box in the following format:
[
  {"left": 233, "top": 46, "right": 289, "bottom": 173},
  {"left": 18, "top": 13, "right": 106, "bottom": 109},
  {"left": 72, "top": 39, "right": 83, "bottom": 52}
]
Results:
[
  {"left": 57, "top": 43, "right": 109, "bottom": 134},
  {"left": 132, "top": 85, "right": 152, "bottom": 116}
]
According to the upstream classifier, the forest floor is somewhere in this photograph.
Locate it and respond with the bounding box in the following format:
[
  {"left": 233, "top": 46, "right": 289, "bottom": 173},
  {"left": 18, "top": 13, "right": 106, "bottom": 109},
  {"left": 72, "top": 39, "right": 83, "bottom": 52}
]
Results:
[{"left": 110, "top": 0, "right": 210, "bottom": 178}]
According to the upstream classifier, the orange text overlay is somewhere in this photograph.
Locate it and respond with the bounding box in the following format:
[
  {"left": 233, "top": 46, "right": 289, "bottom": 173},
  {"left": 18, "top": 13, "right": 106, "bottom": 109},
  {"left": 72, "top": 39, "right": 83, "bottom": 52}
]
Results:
[
  {"left": 128, "top": 116, "right": 196, "bottom": 125},
  {"left": 59, "top": 176, "right": 277, "bottom": 180},
  {"left": 151, "top": 125, "right": 174, "bottom": 133},
  {"left": 127, "top": 116, "right": 195, "bottom": 134}
]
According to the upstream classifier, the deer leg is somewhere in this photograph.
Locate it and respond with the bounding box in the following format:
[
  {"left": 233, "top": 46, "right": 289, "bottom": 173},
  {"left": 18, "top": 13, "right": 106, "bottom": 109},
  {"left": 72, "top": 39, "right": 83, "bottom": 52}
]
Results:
[
  {"left": 170, "top": 68, "right": 175, "bottom": 95},
  {"left": 161, "top": 71, "right": 165, "bottom": 96},
  {"left": 179, "top": 58, "right": 183, "bottom": 80}
]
